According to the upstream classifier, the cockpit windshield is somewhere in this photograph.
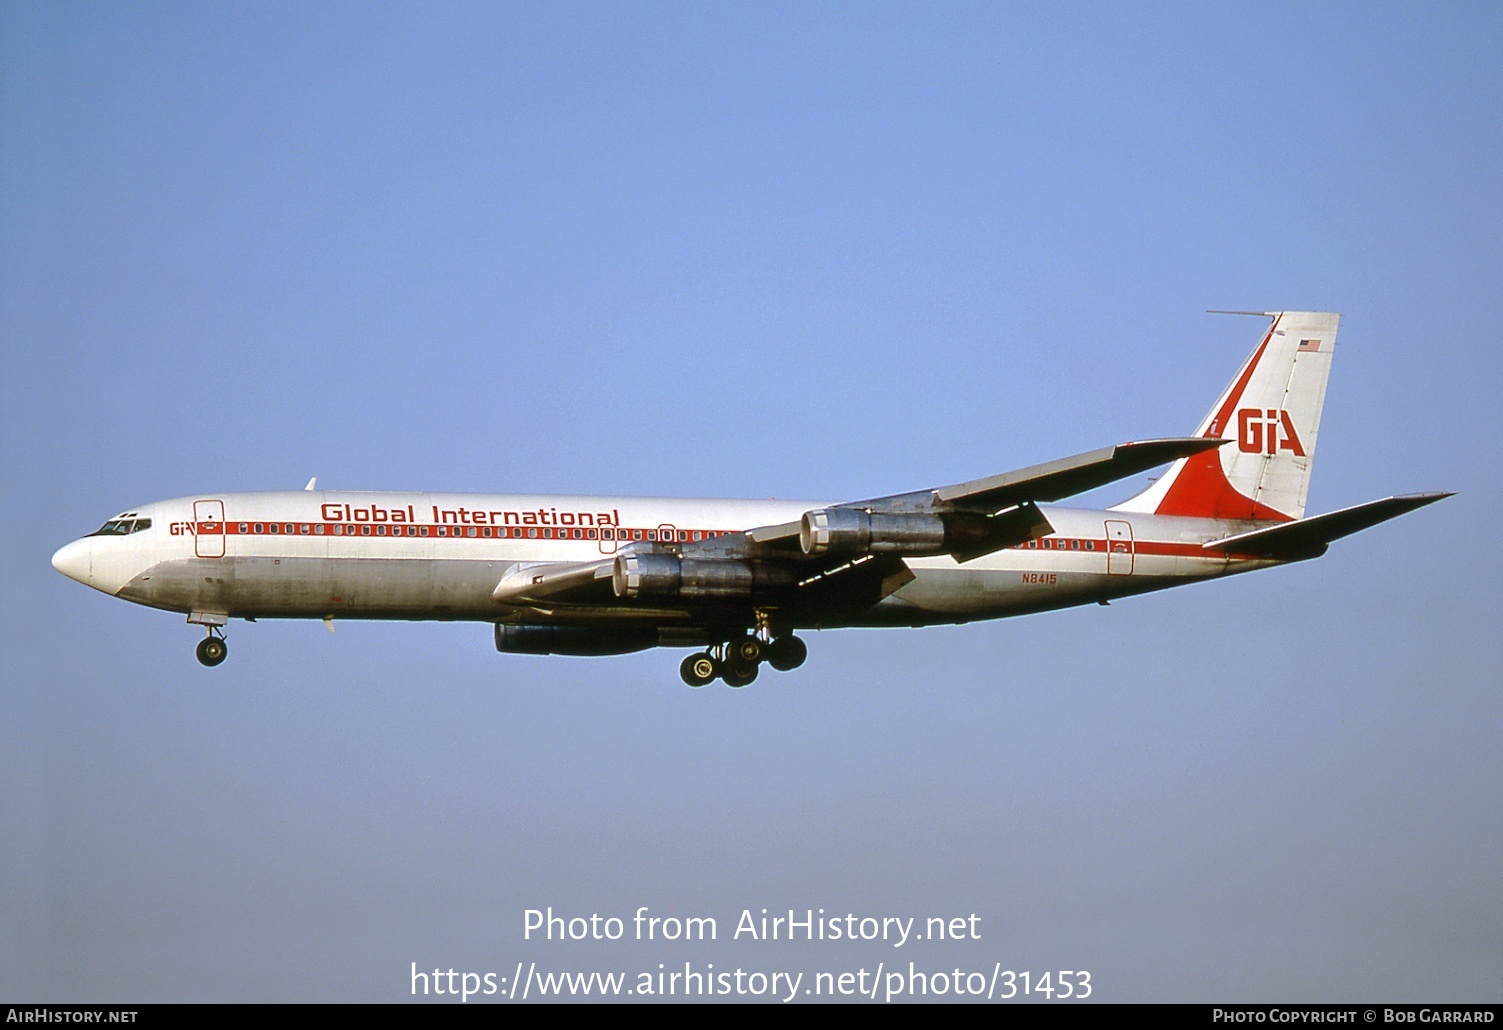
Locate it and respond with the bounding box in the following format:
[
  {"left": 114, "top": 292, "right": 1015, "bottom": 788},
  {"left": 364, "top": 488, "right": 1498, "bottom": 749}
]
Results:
[{"left": 89, "top": 518, "right": 152, "bottom": 536}]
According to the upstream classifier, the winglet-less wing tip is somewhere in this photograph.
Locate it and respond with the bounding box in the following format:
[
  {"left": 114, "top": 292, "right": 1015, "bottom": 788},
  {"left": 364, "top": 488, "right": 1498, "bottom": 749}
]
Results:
[{"left": 1117, "top": 436, "right": 1227, "bottom": 456}]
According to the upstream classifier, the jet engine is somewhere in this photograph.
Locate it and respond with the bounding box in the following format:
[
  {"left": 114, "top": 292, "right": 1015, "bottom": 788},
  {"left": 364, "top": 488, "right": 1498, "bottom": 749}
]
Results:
[
  {"left": 612, "top": 553, "right": 792, "bottom": 601},
  {"left": 799, "top": 508, "right": 948, "bottom": 556},
  {"left": 495, "top": 623, "right": 658, "bottom": 656}
]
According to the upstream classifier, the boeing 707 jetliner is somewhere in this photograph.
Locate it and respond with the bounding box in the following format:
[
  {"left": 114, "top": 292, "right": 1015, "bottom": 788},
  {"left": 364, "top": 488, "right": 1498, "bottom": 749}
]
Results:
[{"left": 53, "top": 311, "right": 1449, "bottom": 686}]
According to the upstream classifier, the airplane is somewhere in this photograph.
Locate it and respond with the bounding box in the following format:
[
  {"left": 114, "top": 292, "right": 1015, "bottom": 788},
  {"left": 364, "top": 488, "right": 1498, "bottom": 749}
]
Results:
[{"left": 52, "top": 311, "right": 1449, "bottom": 687}]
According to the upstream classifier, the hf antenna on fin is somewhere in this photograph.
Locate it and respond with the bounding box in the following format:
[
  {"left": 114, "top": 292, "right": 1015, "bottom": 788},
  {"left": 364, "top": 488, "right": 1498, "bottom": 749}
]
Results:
[{"left": 1206, "top": 309, "right": 1277, "bottom": 318}]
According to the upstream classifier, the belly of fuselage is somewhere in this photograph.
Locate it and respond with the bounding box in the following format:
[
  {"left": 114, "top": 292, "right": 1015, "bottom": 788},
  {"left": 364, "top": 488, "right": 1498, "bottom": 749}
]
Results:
[{"left": 121, "top": 556, "right": 509, "bottom": 620}]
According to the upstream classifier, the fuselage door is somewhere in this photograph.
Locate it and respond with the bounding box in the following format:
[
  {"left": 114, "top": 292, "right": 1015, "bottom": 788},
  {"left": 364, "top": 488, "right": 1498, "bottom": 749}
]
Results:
[
  {"left": 1105, "top": 519, "right": 1134, "bottom": 575},
  {"left": 598, "top": 524, "right": 618, "bottom": 554},
  {"left": 194, "top": 499, "right": 226, "bottom": 558}
]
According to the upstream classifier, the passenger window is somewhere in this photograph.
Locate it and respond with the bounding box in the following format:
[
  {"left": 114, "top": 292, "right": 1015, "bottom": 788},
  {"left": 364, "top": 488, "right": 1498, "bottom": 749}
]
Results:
[
  {"left": 300, "top": 524, "right": 310, "bottom": 534},
  {"left": 361, "top": 525, "right": 371, "bottom": 536},
  {"left": 315, "top": 525, "right": 325, "bottom": 535},
  {"left": 1071, "top": 540, "right": 1080, "bottom": 550},
  {"left": 239, "top": 523, "right": 249, "bottom": 534},
  {"left": 468, "top": 527, "right": 477, "bottom": 537},
  {"left": 254, "top": 523, "right": 264, "bottom": 534}
]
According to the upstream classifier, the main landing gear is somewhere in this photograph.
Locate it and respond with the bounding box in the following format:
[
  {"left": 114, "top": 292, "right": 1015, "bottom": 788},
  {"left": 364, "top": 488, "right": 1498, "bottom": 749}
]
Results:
[
  {"left": 678, "top": 633, "right": 808, "bottom": 688},
  {"left": 196, "top": 628, "right": 228, "bottom": 667}
]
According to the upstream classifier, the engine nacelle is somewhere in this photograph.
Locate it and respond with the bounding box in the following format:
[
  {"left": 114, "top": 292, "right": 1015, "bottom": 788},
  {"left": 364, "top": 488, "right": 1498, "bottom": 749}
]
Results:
[
  {"left": 613, "top": 553, "right": 788, "bottom": 601},
  {"left": 495, "top": 623, "right": 658, "bottom": 656},
  {"left": 799, "top": 508, "right": 948, "bottom": 556}
]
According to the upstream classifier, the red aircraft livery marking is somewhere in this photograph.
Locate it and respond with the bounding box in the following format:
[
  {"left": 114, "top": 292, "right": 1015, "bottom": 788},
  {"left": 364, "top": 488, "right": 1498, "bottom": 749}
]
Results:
[
  {"left": 169, "top": 521, "right": 1242, "bottom": 565},
  {"left": 1236, "top": 408, "right": 1306, "bottom": 456}
]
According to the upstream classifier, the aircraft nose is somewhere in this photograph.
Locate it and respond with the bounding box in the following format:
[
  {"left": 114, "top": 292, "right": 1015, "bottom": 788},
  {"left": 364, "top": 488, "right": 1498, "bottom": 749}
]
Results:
[{"left": 51, "top": 539, "right": 91, "bottom": 584}]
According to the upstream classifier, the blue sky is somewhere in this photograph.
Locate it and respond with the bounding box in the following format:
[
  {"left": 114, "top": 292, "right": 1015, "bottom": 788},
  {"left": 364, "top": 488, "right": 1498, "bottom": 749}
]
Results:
[{"left": 3, "top": 2, "right": 1499, "bottom": 1002}]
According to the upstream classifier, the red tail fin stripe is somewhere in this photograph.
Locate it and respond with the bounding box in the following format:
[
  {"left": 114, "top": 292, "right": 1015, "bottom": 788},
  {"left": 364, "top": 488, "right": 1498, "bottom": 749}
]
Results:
[
  {"left": 1153, "top": 449, "right": 1293, "bottom": 521},
  {"left": 1147, "top": 316, "right": 1294, "bottom": 522},
  {"left": 1202, "top": 321, "right": 1276, "bottom": 439}
]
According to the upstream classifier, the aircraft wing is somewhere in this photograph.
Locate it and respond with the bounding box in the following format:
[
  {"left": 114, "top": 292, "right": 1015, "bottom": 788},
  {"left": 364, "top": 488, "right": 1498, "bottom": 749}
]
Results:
[
  {"left": 1202, "top": 493, "right": 1454, "bottom": 559},
  {"left": 491, "top": 438, "right": 1222, "bottom": 607},
  {"left": 930, "top": 437, "right": 1227, "bottom": 511},
  {"left": 735, "top": 437, "right": 1223, "bottom": 553}
]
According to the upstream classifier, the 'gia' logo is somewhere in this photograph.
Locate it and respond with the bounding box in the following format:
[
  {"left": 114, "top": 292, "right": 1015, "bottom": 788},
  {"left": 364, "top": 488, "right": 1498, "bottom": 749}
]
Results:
[{"left": 1237, "top": 408, "right": 1306, "bottom": 456}]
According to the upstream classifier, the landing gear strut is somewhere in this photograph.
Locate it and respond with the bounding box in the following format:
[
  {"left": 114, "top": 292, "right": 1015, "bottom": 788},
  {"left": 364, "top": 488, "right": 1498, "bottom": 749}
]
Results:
[{"left": 196, "top": 628, "right": 228, "bottom": 667}]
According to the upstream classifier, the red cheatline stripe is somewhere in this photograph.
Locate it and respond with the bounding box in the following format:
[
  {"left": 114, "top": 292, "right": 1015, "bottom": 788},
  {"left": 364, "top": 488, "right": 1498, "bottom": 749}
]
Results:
[
  {"left": 209, "top": 522, "right": 736, "bottom": 542},
  {"left": 202, "top": 523, "right": 1249, "bottom": 561}
]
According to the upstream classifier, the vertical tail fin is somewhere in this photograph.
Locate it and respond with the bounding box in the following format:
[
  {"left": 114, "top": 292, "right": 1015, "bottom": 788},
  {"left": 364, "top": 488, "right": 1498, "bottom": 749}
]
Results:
[{"left": 1115, "top": 311, "right": 1338, "bottom": 521}]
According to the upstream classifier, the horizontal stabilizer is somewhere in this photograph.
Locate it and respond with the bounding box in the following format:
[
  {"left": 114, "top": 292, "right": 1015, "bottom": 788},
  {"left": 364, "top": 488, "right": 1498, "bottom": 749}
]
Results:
[
  {"left": 934, "top": 438, "right": 1226, "bottom": 512},
  {"left": 1202, "top": 493, "right": 1453, "bottom": 558}
]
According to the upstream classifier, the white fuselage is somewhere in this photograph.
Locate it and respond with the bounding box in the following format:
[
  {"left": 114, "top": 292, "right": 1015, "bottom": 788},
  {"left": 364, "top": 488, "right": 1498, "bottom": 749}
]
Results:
[{"left": 52, "top": 490, "right": 1280, "bottom": 629}]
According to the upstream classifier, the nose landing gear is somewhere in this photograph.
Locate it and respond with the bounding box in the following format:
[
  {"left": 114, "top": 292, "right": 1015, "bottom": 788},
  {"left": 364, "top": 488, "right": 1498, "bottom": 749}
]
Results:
[
  {"left": 188, "top": 612, "right": 230, "bottom": 667},
  {"left": 196, "top": 628, "right": 228, "bottom": 667}
]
